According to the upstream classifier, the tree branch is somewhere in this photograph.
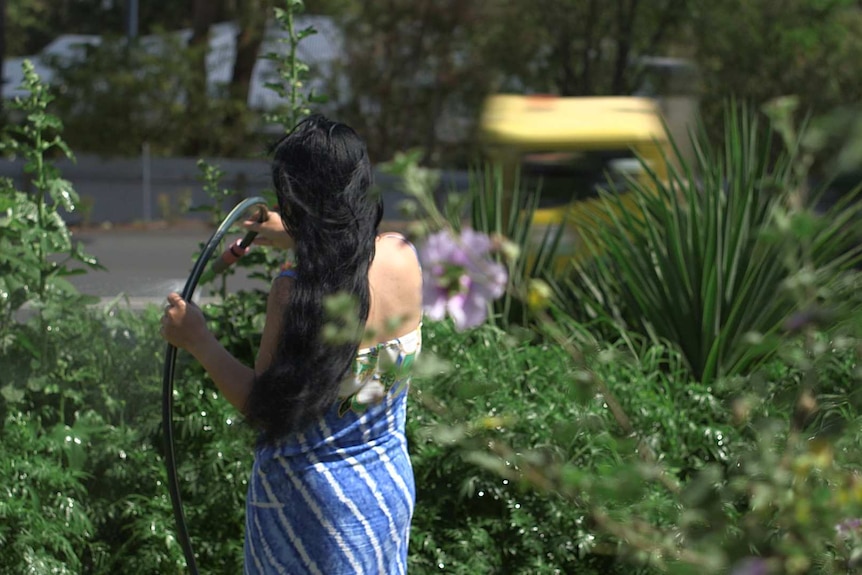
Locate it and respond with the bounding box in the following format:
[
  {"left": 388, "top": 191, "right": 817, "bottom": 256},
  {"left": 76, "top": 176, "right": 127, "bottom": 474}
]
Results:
[{"left": 611, "top": 0, "right": 640, "bottom": 94}]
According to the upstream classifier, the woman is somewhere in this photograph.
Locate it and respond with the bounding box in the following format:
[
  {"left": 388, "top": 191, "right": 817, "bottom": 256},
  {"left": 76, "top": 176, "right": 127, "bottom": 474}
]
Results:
[{"left": 160, "top": 115, "right": 423, "bottom": 575}]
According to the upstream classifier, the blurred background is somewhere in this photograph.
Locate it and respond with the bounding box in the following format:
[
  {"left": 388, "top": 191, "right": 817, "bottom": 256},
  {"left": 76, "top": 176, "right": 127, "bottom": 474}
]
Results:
[
  {"left": 5, "top": 5, "right": 862, "bottom": 574},
  {"left": 1, "top": 0, "right": 862, "bottom": 224}
]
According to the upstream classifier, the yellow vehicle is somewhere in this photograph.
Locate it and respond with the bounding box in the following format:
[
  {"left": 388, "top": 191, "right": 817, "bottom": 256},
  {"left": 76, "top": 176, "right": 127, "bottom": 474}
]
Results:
[{"left": 479, "top": 94, "right": 673, "bottom": 267}]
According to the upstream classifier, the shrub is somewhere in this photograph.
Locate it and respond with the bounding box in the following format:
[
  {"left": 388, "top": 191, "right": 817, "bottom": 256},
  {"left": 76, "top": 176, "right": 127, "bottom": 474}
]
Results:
[
  {"left": 406, "top": 320, "right": 743, "bottom": 574},
  {"left": 561, "top": 103, "right": 862, "bottom": 384}
]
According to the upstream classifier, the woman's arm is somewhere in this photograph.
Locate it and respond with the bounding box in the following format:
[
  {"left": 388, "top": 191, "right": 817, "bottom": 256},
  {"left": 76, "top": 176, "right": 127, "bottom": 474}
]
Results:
[
  {"left": 161, "top": 292, "right": 254, "bottom": 412},
  {"left": 242, "top": 209, "right": 294, "bottom": 250},
  {"left": 187, "top": 333, "right": 255, "bottom": 413},
  {"left": 160, "top": 280, "right": 289, "bottom": 413}
]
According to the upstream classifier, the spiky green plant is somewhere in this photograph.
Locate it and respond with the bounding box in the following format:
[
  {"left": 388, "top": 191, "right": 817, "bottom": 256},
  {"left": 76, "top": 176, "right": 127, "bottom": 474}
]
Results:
[
  {"left": 561, "top": 103, "right": 862, "bottom": 383},
  {"left": 465, "top": 163, "right": 566, "bottom": 327}
]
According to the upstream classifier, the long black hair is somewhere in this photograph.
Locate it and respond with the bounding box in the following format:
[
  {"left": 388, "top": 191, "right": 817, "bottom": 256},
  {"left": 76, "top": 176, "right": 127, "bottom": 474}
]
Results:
[{"left": 245, "top": 115, "right": 384, "bottom": 443}]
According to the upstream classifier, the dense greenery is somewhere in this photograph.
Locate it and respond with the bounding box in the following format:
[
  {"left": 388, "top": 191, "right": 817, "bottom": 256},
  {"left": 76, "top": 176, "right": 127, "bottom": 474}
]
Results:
[
  {"left": 6, "top": 0, "right": 862, "bottom": 166},
  {"left": 3, "top": 3, "right": 862, "bottom": 573},
  {"left": 562, "top": 103, "right": 862, "bottom": 383},
  {"left": 390, "top": 95, "right": 862, "bottom": 572}
]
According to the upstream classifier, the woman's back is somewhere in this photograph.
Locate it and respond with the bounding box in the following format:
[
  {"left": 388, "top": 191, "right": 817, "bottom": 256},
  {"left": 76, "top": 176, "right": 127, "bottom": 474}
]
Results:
[
  {"left": 257, "top": 231, "right": 422, "bottom": 450},
  {"left": 364, "top": 233, "right": 423, "bottom": 347},
  {"left": 247, "top": 234, "right": 423, "bottom": 574}
]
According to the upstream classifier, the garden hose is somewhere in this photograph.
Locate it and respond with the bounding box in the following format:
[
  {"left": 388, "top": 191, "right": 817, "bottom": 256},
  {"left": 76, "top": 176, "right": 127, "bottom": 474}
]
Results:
[{"left": 161, "top": 197, "right": 269, "bottom": 575}]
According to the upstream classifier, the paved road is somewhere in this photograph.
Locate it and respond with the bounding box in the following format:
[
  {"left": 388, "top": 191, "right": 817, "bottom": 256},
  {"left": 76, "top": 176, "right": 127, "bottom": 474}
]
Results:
[
  {"left": 65, "top": 219, "right": 415, "bottom": 310},
  {"left": 66, "top": 225, "right": 265, "bottom": 308}
]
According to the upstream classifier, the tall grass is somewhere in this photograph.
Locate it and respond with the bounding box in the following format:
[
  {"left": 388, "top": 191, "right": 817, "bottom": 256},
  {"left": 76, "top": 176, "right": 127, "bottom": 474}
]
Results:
[{"left": 561, "top": 104, "right": 862, "bottom": 382}]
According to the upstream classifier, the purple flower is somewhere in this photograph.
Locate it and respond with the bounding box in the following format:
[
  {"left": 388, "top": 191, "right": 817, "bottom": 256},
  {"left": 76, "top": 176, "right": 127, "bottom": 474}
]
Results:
[
  {"left": 730, "top": 558, "right": 770, "bottom": 575},
  {"left": 836, "top": 518, "right": 862, "bottom": 538},
  {"left": 420, "top": 228, "right": 507, "bottom": 330}
]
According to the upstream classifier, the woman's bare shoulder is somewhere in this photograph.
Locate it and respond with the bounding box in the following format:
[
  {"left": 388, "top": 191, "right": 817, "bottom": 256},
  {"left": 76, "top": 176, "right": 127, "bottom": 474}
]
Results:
[
  {"left": 367, "top": 233, "right": 422, "bottom": 340},
  {"left": 374, "top": 233, "right": 421, "bottom": 273}
]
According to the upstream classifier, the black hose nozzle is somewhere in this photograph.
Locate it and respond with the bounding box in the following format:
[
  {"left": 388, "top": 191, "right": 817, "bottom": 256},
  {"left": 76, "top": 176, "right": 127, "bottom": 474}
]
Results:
[{"left": 210, "top": 204, "right": 269, "bottom": 275}]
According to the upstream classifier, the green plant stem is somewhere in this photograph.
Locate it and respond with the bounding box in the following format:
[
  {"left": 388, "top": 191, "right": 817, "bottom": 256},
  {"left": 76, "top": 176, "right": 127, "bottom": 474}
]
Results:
[
  {"left": 32, "top": 128, "right": 52, "bottom": 361},
  {"left": 591, "top": 509, "right": 716, "bottom": 569},
  {"left": 34, "top": 134, "right": 47, "bottom": 302},
  {"left": 287, "top": 5, "right": 299, "bottom": 128}
]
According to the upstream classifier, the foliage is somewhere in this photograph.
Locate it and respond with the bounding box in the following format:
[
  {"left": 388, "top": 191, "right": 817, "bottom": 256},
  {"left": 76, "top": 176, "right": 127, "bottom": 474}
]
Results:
[
  {"left": 0, "top": 410, "right": 93, "bottom": 575},
  {"left": 460, "top": 164, "right": 565, "bottom": 327},
  {"left": 410, "top": 103, "right": 862, "bottom": 573},
  {"left": 47, "top": 35, "right": 258, "bottom": 157},
  {"left": 327, "top": 0, "right": 693, "bottom": 165},
  {"left": 3, "top": 0, "right": 204, "bottom": 57},
  {"left": 0, "top": 297, "right": 254, "bottom": 573},
  {"left": 0, "top": 62, "right": 160, "bottom": 573},
  {"left": 6, "top": 15, "right": 862, "bottom": 575},
  {"left": 326, "top": 0, "right": 517, "bottom": 165},
  {"left": 191, "top": 160, "right": 247, "bottom": 301},
  {"left": 262, "top": 0, "right": 325, "bottom": 131},
  {"left": 390, "top": 68, "right": 862, "bottom": 571},
  {"left": 561, "top": 103, "right": 862, "bottom": 383},
  {"left": 8, "top": 0, "right": 862, "bottom": 168},
  {"left": 412, "top": 267, "right": 862, "bottom": 572},
  {"left": 10, "top": 0, "right": 862, "bottom": 169},
  {"left": 191, "top": 0, "right": 327, "bottom": 302},
  {"left": 3, "top": 0, "right": 294, "bottom": 58},
  {"left": 0, "top": 61, "right": 102, "bottom": 329},
  {"left": 512, "top": 0, "right": 692, "bottom": 96},
  {"left": 691, "top": 0, "right": 862, "bottom": 152},
  {"left": 408, "top": 320, "right": 741, "bottom": 574},
  {"left": 191, "top": 0, "right": 322, "bottom": 303}
]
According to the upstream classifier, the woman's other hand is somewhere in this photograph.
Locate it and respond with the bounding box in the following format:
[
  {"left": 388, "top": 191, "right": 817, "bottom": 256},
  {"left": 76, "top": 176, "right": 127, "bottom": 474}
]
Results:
[
  {"left": 242, "top": 209, "right": 293, "bottom": 250},
  {"left": 160, "top": 292, "right": 213, "bottom": 353}
]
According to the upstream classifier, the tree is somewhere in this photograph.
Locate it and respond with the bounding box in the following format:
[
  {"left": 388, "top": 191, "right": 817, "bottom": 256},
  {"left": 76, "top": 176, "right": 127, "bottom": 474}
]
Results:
[
  {"left": 326, "top": 0, "right": 695, "bottom": 166},
  {"left": 4, "top": 0, "right": 53, "bottom": 56},
  {"left": 230, "top": 0, "right": 271, "bottom": 107},
  {"left": 507, "top": 0, "right": 692, "bottom": 96},
  {"left": 48, "top": 33, "right": 257, "bottom": 157},
  {"left": 1, "top": 0, "right": 6, "bottom": 115},
  {"left": 4, "top": 0, "right": 190, "bottom": 55},
  {"left": 184, "top": 0, "right": 218, "bottom": 155},
  {"left": 690, "top": 0, "right": 862, "bottom": 153},
  {"left": 221, "top": 0, "right": 272, "bottom": 154},
  {"left": 327, "top": 0, "right": 528, "bottom": 165}
]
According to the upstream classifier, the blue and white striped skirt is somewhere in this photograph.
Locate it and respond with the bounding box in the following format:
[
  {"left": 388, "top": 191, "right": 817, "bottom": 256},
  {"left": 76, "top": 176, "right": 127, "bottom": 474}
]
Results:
[{"left": 243, "top": 418, "right": 415, "bottom": 574}]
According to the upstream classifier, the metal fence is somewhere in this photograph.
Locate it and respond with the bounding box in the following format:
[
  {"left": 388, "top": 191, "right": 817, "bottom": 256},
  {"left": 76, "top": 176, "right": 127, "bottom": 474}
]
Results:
[{"left": 0, "top": 153, "right": 470, "bottom": 225}]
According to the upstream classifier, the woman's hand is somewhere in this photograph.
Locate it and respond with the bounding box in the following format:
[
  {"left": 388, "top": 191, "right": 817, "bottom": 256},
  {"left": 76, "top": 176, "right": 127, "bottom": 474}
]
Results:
[
  {"left": 242, "top": 209, "right": 293, "bottom": 250},
  {"left": 160, "top": 292, "right": 213, "bottom": 354}
]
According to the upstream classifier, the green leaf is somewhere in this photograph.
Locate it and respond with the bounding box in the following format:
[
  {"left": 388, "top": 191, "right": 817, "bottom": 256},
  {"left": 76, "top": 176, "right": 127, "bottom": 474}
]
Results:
[
  {"left": 1, "top": 384, "right": 25, "bottom": 404},
  {"left": 47, "top": 179, "right": 78, "bottom": 212}
]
